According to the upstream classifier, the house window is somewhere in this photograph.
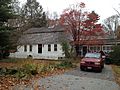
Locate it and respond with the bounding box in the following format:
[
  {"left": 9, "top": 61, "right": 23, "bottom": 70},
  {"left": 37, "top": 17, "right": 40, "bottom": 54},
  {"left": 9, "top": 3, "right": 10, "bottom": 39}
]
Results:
[
  {"left": 97, "top": 46, "right": 100, "bottom": 51},
  {"left": 93, "top": 46, "right": 96, "bottom": 51},
  {"left": 106, "top": 46, "right": 109, "bottom": 50},
  {"left": 90, "top": 46, "right": 93, "bottom": 51},
  {"left": 103, "top": 46, "right": 106, "bottom": 50},
  {"left": 29, "top": 45, "right": 32, "bottom": 52},
  {"left": 54, "top": 44, "right": 57, "bottom": 51},
  {"left": 107, "top": 46, "right": 111, "bottom": 50},
  {"left": 48, "top": 44, "right": 51, "bottom": 51},
  {"left": 24, "top": 45, "right": 27, "bottom": 52},
  {"left": 90, "top": 46, "right": 100, "bottom": 52}
]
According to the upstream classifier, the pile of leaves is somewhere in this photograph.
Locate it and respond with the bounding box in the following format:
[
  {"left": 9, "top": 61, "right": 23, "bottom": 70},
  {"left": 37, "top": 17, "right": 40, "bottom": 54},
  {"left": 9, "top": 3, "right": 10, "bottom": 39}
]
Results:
[{"left": 0, "top": 59, "right": 75, "bottom": 90}]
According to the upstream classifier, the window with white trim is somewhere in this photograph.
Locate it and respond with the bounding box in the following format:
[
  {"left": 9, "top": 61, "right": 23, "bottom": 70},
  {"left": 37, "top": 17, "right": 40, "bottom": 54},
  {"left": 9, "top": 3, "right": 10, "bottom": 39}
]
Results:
[
  {"left": 29, "top": 45, "right": 32, "bottom": 52},
  {"left": 89, "top": 46, "right": 100, "bottom": 52},
  {"left": 24, "top": 45, "right": 27, "bottom": 52},
  {"left": 48, "top": 44, "right": 51, "bottom": 51}
]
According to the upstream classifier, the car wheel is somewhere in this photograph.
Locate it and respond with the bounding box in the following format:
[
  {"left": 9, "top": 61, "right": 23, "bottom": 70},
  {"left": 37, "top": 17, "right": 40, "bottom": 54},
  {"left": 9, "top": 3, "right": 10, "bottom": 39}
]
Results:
[
  {"left": 80, "top": 66, "right": 85, "bottom": 71},
  {"left": 102, "top": 64, "right": 104, "bottom": 69},
  {"left": 98, "top": 67, "right": 102, "bottom": 72}
]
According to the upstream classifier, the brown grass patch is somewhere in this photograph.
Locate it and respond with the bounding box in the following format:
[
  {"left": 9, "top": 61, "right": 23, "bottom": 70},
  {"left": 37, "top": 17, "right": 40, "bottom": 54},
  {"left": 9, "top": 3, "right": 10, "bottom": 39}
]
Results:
[{"left": 112, "top": 65, "right": 120, "bottom": 86}]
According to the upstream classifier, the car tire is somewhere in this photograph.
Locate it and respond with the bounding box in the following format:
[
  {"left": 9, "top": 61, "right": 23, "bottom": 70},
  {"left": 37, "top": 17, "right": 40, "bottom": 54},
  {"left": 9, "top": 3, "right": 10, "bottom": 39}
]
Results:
[
  {"left": 102, "top": 64, "right": 104, "bottom": 69},
  {"left": 98, "top": 67, "right": 102, "bottom": 72},
  {"left": 80, "top": 66, "right": 85, "bottom": 71}
]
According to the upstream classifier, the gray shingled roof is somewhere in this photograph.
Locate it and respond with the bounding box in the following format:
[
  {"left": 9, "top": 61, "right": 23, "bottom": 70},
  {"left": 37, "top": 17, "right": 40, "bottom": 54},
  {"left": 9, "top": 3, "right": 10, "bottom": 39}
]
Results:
[
  {"left": 24, "top": 25, "right": 64, "bottom": 34},
  {"left": 18, "top": 25, "right": 120, "bottom": 45},
  {"left": 104, "top": 39, "right": 120, "bottom": 45},
  {"left": 18, "top": 25, "right": 69, "bottom": 45}
]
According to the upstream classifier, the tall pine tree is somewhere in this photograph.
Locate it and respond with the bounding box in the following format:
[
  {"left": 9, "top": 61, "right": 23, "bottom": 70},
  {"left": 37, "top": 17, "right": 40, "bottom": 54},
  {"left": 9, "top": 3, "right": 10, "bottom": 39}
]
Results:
[
  {"left": 21, "top": 0, "right": 47, "bottom": 27},
  {"left": 0, "top": 0, "right": 14, "bottom": 58}
]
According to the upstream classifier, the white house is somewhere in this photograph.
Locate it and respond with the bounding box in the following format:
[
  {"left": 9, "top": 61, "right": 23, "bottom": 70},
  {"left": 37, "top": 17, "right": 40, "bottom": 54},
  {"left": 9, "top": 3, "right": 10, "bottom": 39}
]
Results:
[
  {"left": 10, "top": 25, "right": 68, "bottom": 60},
  {"left": 10, "top": 25, "right": 120, "bottom": 59}
]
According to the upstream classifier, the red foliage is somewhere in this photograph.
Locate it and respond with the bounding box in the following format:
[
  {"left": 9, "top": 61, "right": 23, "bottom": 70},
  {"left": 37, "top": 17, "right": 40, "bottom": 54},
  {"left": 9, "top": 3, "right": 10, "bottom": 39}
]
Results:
[{"left": 60, "top": 2, "right": 106, "bottom": 45}]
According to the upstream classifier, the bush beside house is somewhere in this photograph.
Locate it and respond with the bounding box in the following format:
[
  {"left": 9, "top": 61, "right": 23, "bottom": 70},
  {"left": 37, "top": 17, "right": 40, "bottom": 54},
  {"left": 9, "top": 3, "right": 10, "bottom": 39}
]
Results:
[{"left": 110, "top": 45, "right": 120, "bottom": 65}]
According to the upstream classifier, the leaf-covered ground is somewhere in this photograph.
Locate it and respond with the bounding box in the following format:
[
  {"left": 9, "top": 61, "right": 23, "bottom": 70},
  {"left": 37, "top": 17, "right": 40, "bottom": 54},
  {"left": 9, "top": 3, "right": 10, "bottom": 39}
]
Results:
[
  {"left": 0, "top": 59, "right": 75, "bottom": 90},
  {"left": 112, "top": 65, "right": 120, "bottom": 86}
]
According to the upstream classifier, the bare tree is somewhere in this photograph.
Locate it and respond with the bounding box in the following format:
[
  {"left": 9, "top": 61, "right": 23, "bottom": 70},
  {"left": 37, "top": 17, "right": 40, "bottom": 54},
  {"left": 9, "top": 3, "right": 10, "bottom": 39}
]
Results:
[
  {"left": 113, "top": 6, "right": 120, "bottom": 39},
  {"left": 113, "top": 8, "right": 120, "bottom": 17},
  {"left": 104, "top": 15, "right": 119, "bottom": 31},
  {"left": 103, "top": 15, "right": 120, "bottom": 38}
]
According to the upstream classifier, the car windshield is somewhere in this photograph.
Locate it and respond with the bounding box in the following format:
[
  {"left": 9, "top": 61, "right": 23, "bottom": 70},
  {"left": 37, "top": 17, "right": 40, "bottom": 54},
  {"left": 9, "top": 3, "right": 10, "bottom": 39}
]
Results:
[{"left": 85, "top": 53, "right": 100, "bottom": 58}]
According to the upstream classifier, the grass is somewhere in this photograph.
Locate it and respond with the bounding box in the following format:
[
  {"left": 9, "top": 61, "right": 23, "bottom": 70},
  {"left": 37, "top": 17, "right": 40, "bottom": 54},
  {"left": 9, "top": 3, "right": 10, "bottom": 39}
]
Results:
[{"left": 112, "top": 65, "right": 120, "bottom": 86}]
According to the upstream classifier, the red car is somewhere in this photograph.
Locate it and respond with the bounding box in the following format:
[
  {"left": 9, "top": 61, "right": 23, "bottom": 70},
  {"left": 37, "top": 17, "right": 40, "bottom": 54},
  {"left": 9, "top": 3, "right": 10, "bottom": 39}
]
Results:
[{"left": 80, "top": 53, "right": 104, "bottom": 72}]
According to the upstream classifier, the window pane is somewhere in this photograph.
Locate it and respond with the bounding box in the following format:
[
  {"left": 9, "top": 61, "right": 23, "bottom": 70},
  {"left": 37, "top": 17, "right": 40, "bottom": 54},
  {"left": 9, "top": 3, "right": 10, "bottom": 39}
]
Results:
[
  {"left": 97, "top": 46, "right": 100, "bottom": 51},
  {"left": 90, "top": 46, "right": 93, "bottom": 50},
  {"left": 93, "top": 46, "right": 96, "bottom": 51},
  {"left": 103, "top": 46, "right": 105, "bottom": 50},
  {"left": 107, "top": 46, "right": 110, "bottom": 50},
  {"left": 30, "top": 45, "right": 32, "bottom": 52},
  {"left": 48, "top": 44, "right": 51, "bottom": 51},
  {"left": 109, "top": 46, "right": 111, "bottom": 50},
  {"left": 54, "top": 44, "right": 57, "bottom": 51}
]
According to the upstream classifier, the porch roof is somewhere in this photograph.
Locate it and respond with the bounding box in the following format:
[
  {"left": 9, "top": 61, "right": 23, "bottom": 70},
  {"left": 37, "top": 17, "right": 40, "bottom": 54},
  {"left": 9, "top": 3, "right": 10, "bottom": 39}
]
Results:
[{"left": 70, "top": 39, "right": 119, "bottom": 45}]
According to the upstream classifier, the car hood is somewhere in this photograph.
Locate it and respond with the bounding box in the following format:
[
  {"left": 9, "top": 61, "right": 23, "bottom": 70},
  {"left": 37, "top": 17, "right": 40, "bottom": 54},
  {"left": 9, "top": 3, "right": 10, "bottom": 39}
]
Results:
[{"left": 81, "top": 58, "right": 101, "bottom": 62}]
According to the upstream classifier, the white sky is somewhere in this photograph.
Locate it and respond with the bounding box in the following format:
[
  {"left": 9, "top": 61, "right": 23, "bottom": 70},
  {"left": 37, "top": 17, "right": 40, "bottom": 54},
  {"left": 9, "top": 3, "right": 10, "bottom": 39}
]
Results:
[{"left": 19, "top": 0, "right": 120, "bottom": 22}]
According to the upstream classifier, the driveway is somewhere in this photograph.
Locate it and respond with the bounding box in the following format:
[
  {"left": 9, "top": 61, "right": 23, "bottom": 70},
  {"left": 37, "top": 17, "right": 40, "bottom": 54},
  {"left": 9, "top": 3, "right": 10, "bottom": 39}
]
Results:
[
  {"left": 65, "top": 64, "right": 115, "bottom": 81},
  {"left": 13, "top": 65, "right": 120, "bottom": 90}
]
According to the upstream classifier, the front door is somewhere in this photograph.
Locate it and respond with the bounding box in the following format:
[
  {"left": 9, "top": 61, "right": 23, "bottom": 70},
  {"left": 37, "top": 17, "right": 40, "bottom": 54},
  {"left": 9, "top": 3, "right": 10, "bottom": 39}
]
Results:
[
  {"left": 38, "top": 44, "right": 42, "bottom": 53},
  {"left": 83, "top": 46, "right": 87, "bottom": 56}
]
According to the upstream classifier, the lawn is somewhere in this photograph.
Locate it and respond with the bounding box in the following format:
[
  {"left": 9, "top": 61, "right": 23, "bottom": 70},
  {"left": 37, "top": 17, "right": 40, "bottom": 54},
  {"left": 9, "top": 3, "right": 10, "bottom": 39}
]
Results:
[{"left": 0, "top": 58, "right": 77, "bottom": 90}]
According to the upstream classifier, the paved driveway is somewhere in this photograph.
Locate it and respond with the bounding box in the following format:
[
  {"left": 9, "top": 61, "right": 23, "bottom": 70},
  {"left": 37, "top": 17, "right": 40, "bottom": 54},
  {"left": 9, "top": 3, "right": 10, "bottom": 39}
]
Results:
[
  {"left": 65, "top": 65, "right": 115, "bottom": 81},
  {"left": 13, "top": 65, "right": 120, "bottom": 90},
  {"left": 38, "top": 65, "right": 120, "bottom": 90}
]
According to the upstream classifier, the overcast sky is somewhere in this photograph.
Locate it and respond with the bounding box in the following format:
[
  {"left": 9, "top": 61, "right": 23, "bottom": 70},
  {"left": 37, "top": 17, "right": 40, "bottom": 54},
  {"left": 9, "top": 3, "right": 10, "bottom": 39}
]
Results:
[{"left": 19, "top": 0, "right": 120, "bottom": 22}]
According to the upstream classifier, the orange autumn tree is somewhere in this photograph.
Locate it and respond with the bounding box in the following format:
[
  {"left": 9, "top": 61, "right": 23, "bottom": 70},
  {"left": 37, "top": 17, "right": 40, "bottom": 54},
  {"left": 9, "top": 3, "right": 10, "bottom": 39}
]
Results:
[{"left": 60, "top": 2, "right": 106, "bottom": 55}]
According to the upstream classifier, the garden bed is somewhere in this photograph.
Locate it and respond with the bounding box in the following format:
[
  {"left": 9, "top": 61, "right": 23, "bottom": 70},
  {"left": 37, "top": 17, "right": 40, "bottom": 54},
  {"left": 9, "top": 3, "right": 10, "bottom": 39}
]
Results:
[{"left": 0, "top": 58, "right": 76, "bottom": 90}]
